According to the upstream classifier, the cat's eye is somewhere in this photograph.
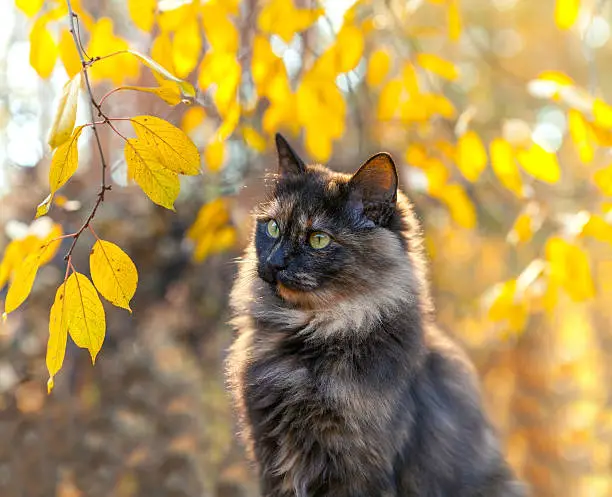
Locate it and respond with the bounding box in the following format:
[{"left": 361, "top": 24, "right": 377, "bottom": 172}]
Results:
[
  {"left": 266, "top": 219, "right": 280, "bottom": 238},
  {"left": 309, "top": 232, "right": 331, "bottom": 249}
]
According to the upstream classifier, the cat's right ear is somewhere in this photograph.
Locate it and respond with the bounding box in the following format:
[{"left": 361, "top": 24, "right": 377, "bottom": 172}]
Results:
[{"left": 275, "top": 133, "right": 306, "bottom": 177}]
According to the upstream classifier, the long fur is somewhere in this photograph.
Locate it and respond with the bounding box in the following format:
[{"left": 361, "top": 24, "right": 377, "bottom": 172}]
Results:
[{"left": 226, "top": 155, "right": 526, "bottom": 497}]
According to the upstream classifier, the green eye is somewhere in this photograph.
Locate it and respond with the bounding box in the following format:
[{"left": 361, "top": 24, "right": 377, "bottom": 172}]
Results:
[
  {"left": 309, "top": 232, "right": 331, "bottom": 249},
  {"left": 266, "top": 219, "right": 280, "bottom": 238}
]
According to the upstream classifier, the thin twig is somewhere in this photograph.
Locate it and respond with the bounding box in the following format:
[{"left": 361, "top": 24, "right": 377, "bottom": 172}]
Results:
[{"left": 65, "top": 0, "right": 112, "bottom": 261}]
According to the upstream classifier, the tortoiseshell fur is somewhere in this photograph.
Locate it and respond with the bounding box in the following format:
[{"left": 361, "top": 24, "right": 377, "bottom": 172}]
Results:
[{"left": 226, "top": 136, "right": 526, "bottom": 497}]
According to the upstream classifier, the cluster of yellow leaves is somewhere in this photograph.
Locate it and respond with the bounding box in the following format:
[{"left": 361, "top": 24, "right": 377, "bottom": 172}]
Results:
[
  {"left": 528, "top": 71, "right": 612, "bottom": 197},
  {"left": 186, "top": 198, "right": 237, "bottom": 262}
]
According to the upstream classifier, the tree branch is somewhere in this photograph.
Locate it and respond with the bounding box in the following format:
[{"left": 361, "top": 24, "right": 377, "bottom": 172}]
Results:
[{"left": 64, "top": 0, "right": 112, "bottom": 261}]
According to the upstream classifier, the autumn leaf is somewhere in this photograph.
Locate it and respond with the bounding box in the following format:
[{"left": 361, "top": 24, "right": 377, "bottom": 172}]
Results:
[
  {"left": 49, "top": 125, "right": 85, "bottom": 194},
  {"left": 378, "top": 79, "right": 403, "bottom": 120},
  {"left": 555, "top": 0, "right": 580, "bottom": 30},
  {"left": 58, "top": 29, "right": 81, "bottom": 78},
  {"left": 128, "top": 0, "right": 156, "bottom": 32},
  {"left": 487, "top": 279, "right": 528, "bottom": 332},
  {"left": 258, "top": 0, "right": 323, "bottom": 43},
  {"left": 16, "top": 0, "right": 45, "bottom": 17},
  {"left": 201, "top": 2, "right": 239, "bottom": 53},
  {"left": 4, "top": 247, "right": 45, "bottom": 317},
  {"left": 490, "top": 138, "right": 523, "bottom": 197},
  {"left": 187, "top": 198, "right": 236, "bottom": 262},
  {"left": 125, "top": 138, "right": 180, "bottom": 210},
  {"left": 448, "top": 0, "right": 462, "bottom": 41},
  {"left": 36, "top": 194, "right": 55, "bottom": 219},
  {"left": 567, "top": 109, "right": 594, "bottom": 163},
  {"left": 87, "top": 18, "right": 140, "bottom": 85},
  {"left": 48, "top": 73, "right": 82, "bottom": 149},
  {"left": 172, "top": 16, "right": 202, "bottom": 78},
  {"left": 181, "top": 106, "right": 206, "bottom": 136},
  {"left": 581, "top": 214, "right": 612, "bottom": 245},
  {"left": 47, "top": 282, "right": 68, "bottom": 393},
  {"left": 90, "top": 240, "right": 138, "bottom": 312},
  {"left": 64, "top": 272, "right": 106, "bottom": 363},
  {"left": 432, "top": 183, "right": 476, "bottom": 229},
  {"left": 117, "top": 85, "right": 183, "bottom": 106},
  {"left": 546, "top": 237, "right": 594, "bottom": 301},
  {"left": 517, "top": 143, "right": 561, "bottom": 183},
  {"left": 592, "top": 98, "right": 612, "bottom": 129},
  {"left": 456, "top": 131, "right": 487, "bottom": 182},
  {"left": 242, "top": 127, "right": 267, "bottom": 152},
  {"left": 416, "top": 53, "right": 459, "bottom": 81},
  {"left": 366, "top": 49, "right": 391, "bottom": 87},
  {"left": 128, "top": 50, "right": 196, "bottom": 102},
  {"left": 30, "top": 16, "right": 59, "bottom": 79},
  {"left": 593, "top": 164, "right": 612, "bottom": 196},
  {"left": 205, "top": 139, "right": 226, "bottom": 171},
  {"left": 130, "top": 115, "right": 200, "bottom": 175}
]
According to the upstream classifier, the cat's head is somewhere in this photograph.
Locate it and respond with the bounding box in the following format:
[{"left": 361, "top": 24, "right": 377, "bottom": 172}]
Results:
[{"left": 253, "top": 133, "right": 419, "bottom": 311}]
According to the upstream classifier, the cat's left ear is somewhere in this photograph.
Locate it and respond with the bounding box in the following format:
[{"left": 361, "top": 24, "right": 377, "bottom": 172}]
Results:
[
  {"left": 275, "top": 133, "right": 306, "bottom": 177},
  {"left": 349, "top": 153, "right": 398, "bottom": 225}
]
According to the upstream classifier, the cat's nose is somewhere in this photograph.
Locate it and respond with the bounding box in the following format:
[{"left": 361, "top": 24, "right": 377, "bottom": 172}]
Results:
[{"left": 260, "top": 249, "right": 288, "bottom": 283}]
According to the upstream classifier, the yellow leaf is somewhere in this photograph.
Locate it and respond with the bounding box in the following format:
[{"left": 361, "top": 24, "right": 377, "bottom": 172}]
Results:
[
  {"left": 151, "top": 32, "right": 175, "bottom": 73},
  {"left": 366, "top": 49, "right": 391, "bottom": 87},
  {"left": 58, "top": 29, "right": 81, "bottom": 78},
  {"left": 517, "top": 143, "right": 561, "bottom": 183},
  {"left": 536, "top": 70, "right": 575, "bottom": 86},
  {"left": 16, "top": 0, "right": 45, "bottom": 17},
  {"left": 487, "top": 279, "right": 528, "bottom": 332},
  {"left": 490, "top": 138, "right": 523, "bottom": 197},
  {"left": 416, "top": 53, "right": 459, "bottom": 81},
  {"left": 49, "top": 125, "right": 85, "bottom": 194},
  {"left": 64, "top": 272, "right": 105, "bottom": 363},
  {"left": 242, "top": 127, "right": 267, "bottom": 152},
  {"left": 402, "top": 63, "right": 420, "bottom": 95},
  {"left": 158, "top": 3, "right": 192, "bottom": 32},
  {"left": 432, "top": 183, "right": 476, "bottom": 228},
  {"left": 568, "top": 109, "right": 594, "bottom": 163},
  {"left": 36, "top": 193, "right": 54, "bottom": 219},
  {"left": 47, "top": 282, "right": 68, "bottom": 393},
  {"left": 593, "top": 98, "right": 612, "bottom": 129},
  {"left": 0, "top": 240, "right": 24, "bottom": 290},
  {"left": 448, "top": 0, "right": 462, "bottom": 42},
  {"left": 508, "top": 212, "right": 534, "bottom": 245},
  {"left": 4, "top": 248, "right": 43, "bottom": 316},
  {"left": 594, "top": 164, "right": 612, "bottom": 196},
  {"left": 258, "top": 0, "right": 323, "bottom": 43},
  {"left": 555, "top": 0, "right": 580, "bottom": 30},
  {"left": 546, "top": 237, "right": 594, "bottom": 301},
  {"left": 124, "top": 138, "right": 180, "bottom": 210},
  {"left": 87, "top": 18, "right": 140, "bottom": 85},
  {"left": 172, "top": 17, "right": 202, "bottom": 78},
  {"left": 582, "top": 214, "right": 612, "bottom": 245},
  {"left": 187, "top": 198, "right": 229, "bottom": 242},
  {"left": 130, "top": 115, "right": 200, "bottom": 175},
  {"left": 193, "top": 225, "right": 236, "bottom": 262},
  {"left": 405, "top": 144, "right": 428, "bottom": 168},
  {"left": 305, "top": 127, "right": 333, "bottom": 162},
  {"left": 377, "top": 79, "right": 403, "bottom": 120},
  {"left": 197, "top": 50, "right": 241, "bottom": 115},
  {"left": 334, "top": 25, "right": 364, "bottom": 73},
  {"left": 90, "top": 240, "right": 138, "bottom": 312},
  {"left": 456, "top": 130, "right": 487, "bottom": 182},
  {"left": 423, "top": 158, "right": 449, "bottom": 194},
  {"left": 48, "top": 73, "right": 82, "bottom": 149},
  {"left": 129, "top": 50, "right": 196, "bottom": 101},
  {"left": 38, "top": 222, "right": 63, "bottom": 266},
  {"left": 201, "top": 2, "right": 239, "bottom": 53},
  {"left": 117, "top": 84, "right": 181, "bottom": 105},
  {"left": 128, "top": 0, "right": 156, "bottom": 32},
  {"left": 30, "top": 17, "right": 59, "bottom": 79},
  {"left": 181, "top": 106, "right": 206, "bottom": 135},
  {"left": 205, "top": 139, "right": 226, "bottom": 171}
]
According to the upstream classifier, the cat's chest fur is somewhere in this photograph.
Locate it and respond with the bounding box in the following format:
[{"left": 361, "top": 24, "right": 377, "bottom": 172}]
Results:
[{"left": 238, "top": 320, "right": 414, "bottom": 495}]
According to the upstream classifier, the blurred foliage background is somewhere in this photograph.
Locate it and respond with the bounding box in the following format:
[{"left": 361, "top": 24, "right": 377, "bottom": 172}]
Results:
[{"left": 0, "top": 0, "right": 612, "bottom": 496}]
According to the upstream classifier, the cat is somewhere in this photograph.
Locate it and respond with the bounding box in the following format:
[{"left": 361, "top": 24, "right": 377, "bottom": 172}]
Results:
[{"left": 226, "top": 134, "right": 526, "bottom": 497}]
